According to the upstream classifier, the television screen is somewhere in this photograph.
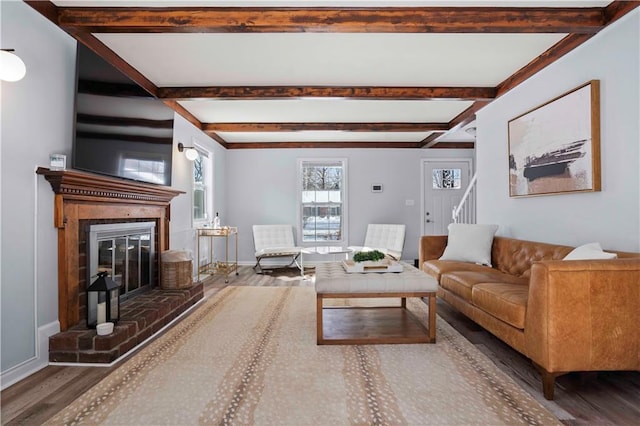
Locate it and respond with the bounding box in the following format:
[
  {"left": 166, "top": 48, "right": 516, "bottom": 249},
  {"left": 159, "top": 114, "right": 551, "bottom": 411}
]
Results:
[{"left": 73, "top": 44, "right": 174, "bottom": 186}]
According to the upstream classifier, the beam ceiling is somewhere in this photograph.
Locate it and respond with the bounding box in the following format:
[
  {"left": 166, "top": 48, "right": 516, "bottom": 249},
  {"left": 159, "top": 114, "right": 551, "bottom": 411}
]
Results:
[{"left": 26, "top": 1, "right": 640, "bottom": 149}]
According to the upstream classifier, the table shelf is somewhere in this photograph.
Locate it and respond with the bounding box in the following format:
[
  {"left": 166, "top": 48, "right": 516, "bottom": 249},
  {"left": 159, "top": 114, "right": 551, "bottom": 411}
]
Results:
[{"left": 197, "top": 227, "right": 238, "bottom": 283}]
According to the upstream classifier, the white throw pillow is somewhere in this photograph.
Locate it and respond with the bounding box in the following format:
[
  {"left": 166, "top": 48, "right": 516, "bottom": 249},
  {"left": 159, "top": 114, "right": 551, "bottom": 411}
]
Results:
[
  {"left": 439, "top": 223, "right": 499, "bottom": 266},
  {"left": 563, "top": 242, "right": 617, "bottom": 260}
]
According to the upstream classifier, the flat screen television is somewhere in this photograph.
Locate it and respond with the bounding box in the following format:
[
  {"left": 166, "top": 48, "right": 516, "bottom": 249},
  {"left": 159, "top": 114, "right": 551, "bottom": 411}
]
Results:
[{"left": 72, "top": 44, "right": 174, "bottom": 186}]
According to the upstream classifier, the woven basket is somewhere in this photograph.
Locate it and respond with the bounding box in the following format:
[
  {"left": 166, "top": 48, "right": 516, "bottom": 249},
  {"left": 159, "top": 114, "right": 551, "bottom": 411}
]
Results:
[{"left": 161, "top": 259, "right": 193, "bottom": 289}]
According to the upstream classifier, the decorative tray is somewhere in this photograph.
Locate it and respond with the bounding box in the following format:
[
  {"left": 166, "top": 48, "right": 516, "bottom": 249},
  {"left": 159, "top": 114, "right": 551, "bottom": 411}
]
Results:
[{"left": 342, "top": 259, "right": 404, "bottom": 273}]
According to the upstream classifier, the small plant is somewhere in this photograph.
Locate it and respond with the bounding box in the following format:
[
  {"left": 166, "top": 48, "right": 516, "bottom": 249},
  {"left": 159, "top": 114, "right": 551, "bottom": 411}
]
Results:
[{"left": 353, "top": 250, "right": 385, "bottom": 263}]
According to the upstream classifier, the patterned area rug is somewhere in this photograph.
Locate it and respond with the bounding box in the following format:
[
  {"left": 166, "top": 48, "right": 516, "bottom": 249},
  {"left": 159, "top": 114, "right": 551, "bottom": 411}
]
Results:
[{"left": 47, "top": 286, "right": 559, "bottom": 425}]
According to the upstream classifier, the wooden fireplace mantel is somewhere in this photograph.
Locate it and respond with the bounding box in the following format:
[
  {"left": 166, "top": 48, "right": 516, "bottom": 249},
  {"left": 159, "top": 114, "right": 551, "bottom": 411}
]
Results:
[{"left": 37, "top": 168, "right": 184, "bottom": 331}]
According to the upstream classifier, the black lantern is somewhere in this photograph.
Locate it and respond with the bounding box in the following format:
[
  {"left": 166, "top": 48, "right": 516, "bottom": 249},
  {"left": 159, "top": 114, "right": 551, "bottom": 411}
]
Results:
[{"left": 87, "top": 271, "right": 120, "bottom": 328}]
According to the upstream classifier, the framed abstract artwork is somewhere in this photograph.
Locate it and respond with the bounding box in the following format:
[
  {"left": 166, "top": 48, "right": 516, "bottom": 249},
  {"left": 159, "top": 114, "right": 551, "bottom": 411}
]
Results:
[{"left": 508, "top": 80, "right": 601, "bottom": 197}]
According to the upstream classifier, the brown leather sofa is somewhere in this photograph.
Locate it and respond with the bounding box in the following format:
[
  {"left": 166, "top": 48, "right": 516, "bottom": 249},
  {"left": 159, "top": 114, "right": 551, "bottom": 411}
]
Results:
[{"left": 419, "top": 235, "right": 640, "bottom": 399}]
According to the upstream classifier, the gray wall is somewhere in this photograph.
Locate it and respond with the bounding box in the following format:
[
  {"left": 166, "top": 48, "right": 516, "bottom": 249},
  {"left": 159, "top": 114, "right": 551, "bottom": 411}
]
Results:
[
  {"left": 227, "top": 148, "right": 473, "bottom": 264},
  {"left": 1, "top": 1, "right": 77, "bottom": 375},
  {"left": 475, "top": 9, "right": 640, "bottom": 252},
  {"left": 169, "top": 114, "right": 227, "bottom": 271}
]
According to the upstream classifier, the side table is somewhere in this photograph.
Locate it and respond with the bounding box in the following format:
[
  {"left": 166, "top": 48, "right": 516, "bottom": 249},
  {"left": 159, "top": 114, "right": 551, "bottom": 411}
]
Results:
[{"left": 197, "top": 227, "right": 239, "bottom": 283}]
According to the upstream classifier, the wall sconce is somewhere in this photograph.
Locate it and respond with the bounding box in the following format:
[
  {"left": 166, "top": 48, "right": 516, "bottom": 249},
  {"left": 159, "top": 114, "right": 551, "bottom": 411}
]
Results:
[
  {"left": 0, "top": 49, "right": 26, "bottom": 82},
  {"left": 178, "top": 142, "right": 199, "bottom": 161}
]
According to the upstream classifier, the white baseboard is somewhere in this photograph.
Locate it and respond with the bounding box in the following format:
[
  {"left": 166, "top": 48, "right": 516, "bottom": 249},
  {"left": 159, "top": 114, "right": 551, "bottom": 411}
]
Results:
[{"left": 0, "top": 320, "right": 60, "bottom": 390}]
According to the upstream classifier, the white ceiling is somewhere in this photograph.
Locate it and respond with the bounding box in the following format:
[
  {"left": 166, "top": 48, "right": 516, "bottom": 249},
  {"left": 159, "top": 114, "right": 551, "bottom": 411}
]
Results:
[
  {"left": 179, "top": 100, "right": 473, "bottom": 123},
  {"left": 50, "top": 0, "right": 615, "bottom": 147},
  {"left": 95, "top": 33, "right": 566, "bottom": 87}
]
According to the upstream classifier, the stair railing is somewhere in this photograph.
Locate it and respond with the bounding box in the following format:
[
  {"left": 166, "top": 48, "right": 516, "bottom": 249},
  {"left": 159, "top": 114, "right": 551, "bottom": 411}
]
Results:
[{"left": 452, "top": 172, "right": 478, "bottom": 224}]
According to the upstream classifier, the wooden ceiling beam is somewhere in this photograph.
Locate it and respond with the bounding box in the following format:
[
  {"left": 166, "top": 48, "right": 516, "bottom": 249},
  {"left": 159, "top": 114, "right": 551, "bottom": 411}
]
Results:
[
  {"left": 496, "top": 33, "right": 593, "bottom": 97},
  {"left": 56, "top": 7, "right": 605, "bottom": 34},
  {"left": 604, "top": 1, "right": 640, "bottom": 25},
  {"left": 419, "top": 132, "right": 445, "bottom": 148},
  {"left": 422, "top": 101, "right": 488, "bottom": 148},
  {"left": 226, "top": 141, "right": 422, "bottom": 149},
  {"left": 429, "top": 142, "right": 475, "bottom": 149},
  {"left": 447, "top": 101, "right": 491, "bottom": 131},
  {"left": 25, "top": 2, "right": 216, "bottom": 147},
  {"left": 161, "top": 100, "right": 200, "bottom": 129},
  {"left": 204, "top": 122, "right": 449, "bottom": 132},
  {"left": 206, "top": 131, "right": 229, "bottom": 148},
  {"left": 497, "top": 2, "right": 639, "bottom": 97},
  {"left": 158, "top": 86, "right": 495, "bottom": 100},
  {"left": 427, "top": 1, "right": 638, "bottom": 149},
  {"left": 71, "top": 32, "right": 160, "bottom": 98}
]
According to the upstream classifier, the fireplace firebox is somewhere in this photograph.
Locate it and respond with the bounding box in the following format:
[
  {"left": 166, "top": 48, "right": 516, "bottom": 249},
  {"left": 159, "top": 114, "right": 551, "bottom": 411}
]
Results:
[{"left": 88, "top": 222, "right": 156, "bottom": 302}]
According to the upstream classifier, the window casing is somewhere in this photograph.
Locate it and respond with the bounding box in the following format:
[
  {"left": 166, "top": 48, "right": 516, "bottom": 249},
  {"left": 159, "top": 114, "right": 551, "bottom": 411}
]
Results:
[
  {"left": 192, "top": 146, "right": 212, "bottom": 226},
  {"left": 298, "top": 159, "right": 347, "bottom": 244}
]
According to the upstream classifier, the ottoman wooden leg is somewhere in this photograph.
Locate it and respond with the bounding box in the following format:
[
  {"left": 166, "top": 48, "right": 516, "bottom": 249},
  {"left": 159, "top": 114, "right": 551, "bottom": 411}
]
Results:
[
  {"left": 428, "top": 294, "right": 436, "bottom": 342},
  {"left": 316, "top": 294, "right": 324, "bottom": 344}
]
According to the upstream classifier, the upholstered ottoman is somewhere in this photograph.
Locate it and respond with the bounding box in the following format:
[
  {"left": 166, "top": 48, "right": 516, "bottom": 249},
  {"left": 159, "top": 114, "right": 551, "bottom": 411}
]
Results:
[{"left": 315, "top": 262, "right": 438, "bottom": 345}]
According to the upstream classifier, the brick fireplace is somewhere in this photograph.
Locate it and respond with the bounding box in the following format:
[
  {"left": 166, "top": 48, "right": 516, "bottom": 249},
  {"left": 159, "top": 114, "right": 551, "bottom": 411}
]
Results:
[{"left": 38, "top": 168, "right": 203, "bottom": 363}]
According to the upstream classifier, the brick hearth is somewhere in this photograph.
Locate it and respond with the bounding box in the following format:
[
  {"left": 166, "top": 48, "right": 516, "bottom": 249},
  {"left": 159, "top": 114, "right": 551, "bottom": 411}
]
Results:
[{"left": 49, "top": 283, "right": 203, "bottom": 363}]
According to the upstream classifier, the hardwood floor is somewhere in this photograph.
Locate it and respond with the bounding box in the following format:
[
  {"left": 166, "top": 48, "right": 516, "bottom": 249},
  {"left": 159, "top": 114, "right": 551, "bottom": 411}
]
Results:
[
  {"left": 2, "top": 265, "right": 638, "bottom": 425},
  {"left": 436, "top": 300, "right": 640, "bottom": 425}
]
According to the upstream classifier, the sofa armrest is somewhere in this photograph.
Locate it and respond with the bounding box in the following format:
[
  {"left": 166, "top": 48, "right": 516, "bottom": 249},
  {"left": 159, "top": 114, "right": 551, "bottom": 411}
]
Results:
[
  {"left": 525, "top": 258, "right": 640, "bottom": 374},
  {"left": 418, "top": 235, "right": 448, "bottom": 269}
]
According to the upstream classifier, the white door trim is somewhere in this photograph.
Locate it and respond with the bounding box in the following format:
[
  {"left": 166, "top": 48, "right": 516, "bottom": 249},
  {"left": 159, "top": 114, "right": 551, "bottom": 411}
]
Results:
[{"left": 420, "top": 158, "right": 474, "bottom": 236}]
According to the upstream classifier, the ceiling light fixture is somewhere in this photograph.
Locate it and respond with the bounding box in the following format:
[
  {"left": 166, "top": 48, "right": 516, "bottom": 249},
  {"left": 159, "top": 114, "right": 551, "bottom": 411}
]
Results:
[
  {"left": 464, "top": 126, "right": 477, "bottom": 136},
  {"left": 0, "top": 49, "right": 26, "bottom": 82},
  {"left": 178, "top": 142, "right": 199, "bottom": 161}
]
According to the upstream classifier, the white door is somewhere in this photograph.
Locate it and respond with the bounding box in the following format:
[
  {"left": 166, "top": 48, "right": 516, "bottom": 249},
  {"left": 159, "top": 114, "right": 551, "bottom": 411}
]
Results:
[{"left": 422, "top": 159, "right": 472, "bottom": 235}]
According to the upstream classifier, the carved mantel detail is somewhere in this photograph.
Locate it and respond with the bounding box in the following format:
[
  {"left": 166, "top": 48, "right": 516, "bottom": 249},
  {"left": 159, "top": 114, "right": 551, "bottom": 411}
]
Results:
[
  {"left": 37, "top": 167, "right": 184, "bottom": 331},
  {"left": 37, "top": 167, "right": 182, "bottom": 204}
]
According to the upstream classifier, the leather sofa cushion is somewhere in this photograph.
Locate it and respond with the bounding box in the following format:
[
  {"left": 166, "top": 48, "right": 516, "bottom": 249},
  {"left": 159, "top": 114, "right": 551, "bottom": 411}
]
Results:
[
  {"left": 491, "top": 237, "right": 573, "bottom": 277},
  {"left": 472, "top": 283, "right": 529, "bottom": 329},
  {"left": 440, "top": 269, "right": 528, "bottom": 301},
  {"left": 422, "top": 260, "right": 492, "bottom": 281}
]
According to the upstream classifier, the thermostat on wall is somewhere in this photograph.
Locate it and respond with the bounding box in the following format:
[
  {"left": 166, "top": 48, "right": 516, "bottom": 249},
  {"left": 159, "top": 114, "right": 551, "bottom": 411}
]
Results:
[{"left": 372, "top": 184, "right": 383, "bottom": 193}]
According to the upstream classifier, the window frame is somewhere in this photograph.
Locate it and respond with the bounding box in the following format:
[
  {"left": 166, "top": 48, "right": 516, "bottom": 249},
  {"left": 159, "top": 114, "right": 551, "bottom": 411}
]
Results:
[
  {"left": 191, "top": 141, "right": 213, "bottom": 228},
  {"left": 297, "top": 158, "right": 348, "bottom": 246}
]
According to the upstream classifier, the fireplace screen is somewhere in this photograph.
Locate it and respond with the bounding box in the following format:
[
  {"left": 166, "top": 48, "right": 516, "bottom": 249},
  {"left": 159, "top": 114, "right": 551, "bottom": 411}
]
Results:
[{"left": 88, "top": 222, "right": 155, "bottom": 303}]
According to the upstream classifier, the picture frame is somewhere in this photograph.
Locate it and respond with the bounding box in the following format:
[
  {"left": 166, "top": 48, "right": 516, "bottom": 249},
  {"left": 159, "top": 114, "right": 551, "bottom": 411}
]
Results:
[
  {"left": 508, "top": 80, "right": 601, "bottom": 198},
  {"left": 49, "top": 154, "right": 67, "bottom": 171}
]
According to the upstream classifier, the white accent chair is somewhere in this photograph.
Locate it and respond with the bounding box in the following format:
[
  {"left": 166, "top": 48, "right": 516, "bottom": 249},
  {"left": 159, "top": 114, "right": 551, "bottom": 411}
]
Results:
[
  {"left": 349, "top": 224, "right": 406, "bottom": 260},
  {"left": 252, "top": 224, "right": 303, "bottom": 273}
]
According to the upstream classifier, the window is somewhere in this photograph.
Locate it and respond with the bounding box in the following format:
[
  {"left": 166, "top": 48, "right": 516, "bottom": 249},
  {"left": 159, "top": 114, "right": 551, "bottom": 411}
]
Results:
[
  {"left": 432, "top": 168, "right": 462, "bottom": 189},
  {"left": 299, "top": 159, "right": 347, "bottom": 243},
  {"left": 192, "top": 144, "right": 212, "bottom": 226}
]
